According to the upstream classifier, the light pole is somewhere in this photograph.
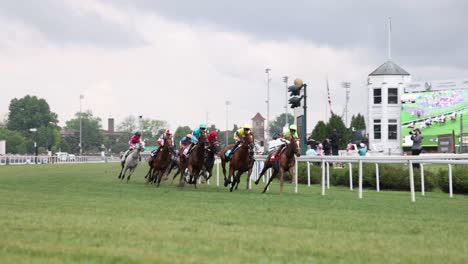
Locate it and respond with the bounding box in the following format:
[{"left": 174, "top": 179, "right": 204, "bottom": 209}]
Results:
[
  {"left": 225, "top": 101, "right": 230, "bottom": 145},
  {"left": 79, "top": 94, "right": 83, "bottom": 154},
  {"left": 283, "top": 76, "right": 289, "bottom": 127},
  {"left": 265, "top": 68, "right": 271, "bottom": 151},
  {"left": 341, "top": 82, "right": 351, "bottom": 127},
  {"left": 29, "top": 128, "right": 38, "bottom": 163},
  {"left": 139, "top": 115, "right": 143, "bottom": 140}
]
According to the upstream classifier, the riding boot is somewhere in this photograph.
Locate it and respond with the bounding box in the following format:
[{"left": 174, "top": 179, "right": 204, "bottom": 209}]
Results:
[
  {"left": 229, "top": 141, "right": 241, "bottom": 159},
  {"left": 184, "top": 143, "right": 193, "bottom": 158},
  {"left": 275, "top": 145, "right": 284, "bottom": 159}
]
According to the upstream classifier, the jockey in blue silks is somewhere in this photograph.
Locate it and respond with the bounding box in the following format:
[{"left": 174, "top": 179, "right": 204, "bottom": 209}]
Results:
[{"left": 183, "top": 123, "right": 207, "bottom": 157}]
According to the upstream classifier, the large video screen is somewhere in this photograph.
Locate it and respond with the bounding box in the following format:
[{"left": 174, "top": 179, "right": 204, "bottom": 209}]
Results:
[{"left": 401, "top": 89, "right": 468, "bottom": 147}]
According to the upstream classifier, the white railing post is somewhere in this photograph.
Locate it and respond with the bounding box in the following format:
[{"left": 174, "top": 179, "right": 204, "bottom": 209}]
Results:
[
  {"left": 375, "top": 163, "right": 380, "bottom": 192},
  {"left": 326, "top": 162, "right": 330, "bottom": 189},
  {"left": 448, "top": 164, "right": 453, "bottom": 198},
  {"left": 216, "top": 161, "right": 220, "bottom": 187},
  {"left": 294, "top": 160, "right": 298, "bottom": 193},
  {"left": 348, "top": 162, "right": 353, "bottom": 190},
  {"left": 358, "top": 159, "right": 363, "bottom": 199},
  {"left": 409, "top": 161, "right": 415, "bottom": 203},
  {"left": 307, "top": 161, "right": 311, "bottom": 187},
  {"left": 321, "top": 160, "right": 325, "bottom": 196},
  {"left": 420, "top": 163, "right": 425, "bottom": 196}
]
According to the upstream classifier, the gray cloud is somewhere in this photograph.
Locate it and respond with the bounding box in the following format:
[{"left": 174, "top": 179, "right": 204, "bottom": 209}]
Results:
[
  {"left": 0, "top": 0, "right": 144, "bottom": 48},
  {"left": 113, "top": 0, "right": 468, "bottom": 69}
]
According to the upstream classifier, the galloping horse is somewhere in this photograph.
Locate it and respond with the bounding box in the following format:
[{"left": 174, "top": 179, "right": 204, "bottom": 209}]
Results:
[
  {"left": 180, "top": 131, "right": 207, "bottom": 188},
  {"left": 255, "top": 137, "right": 300, "bottom": 194},
  {"left": 118, "top": 142, "right": 145, "bottom": 182},
  {"left": 203, "top": 136, "right": 220, "bottom": 181},
  {"left": 147, "top": 136, "right": 173, "bottom": 187},
  {"left": 219, "top": 133, "right": 255, "bottom": 192}
]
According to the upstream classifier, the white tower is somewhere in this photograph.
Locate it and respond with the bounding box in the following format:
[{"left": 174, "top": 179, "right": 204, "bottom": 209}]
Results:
[{"left": 367, "top": 60, "right": 411, "bottom": 155}]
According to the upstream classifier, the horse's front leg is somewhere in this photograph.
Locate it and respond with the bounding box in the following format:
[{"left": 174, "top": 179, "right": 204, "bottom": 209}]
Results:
[
  {"left": 156, "top": 170, "right": 164, "bottom": 187},
  {"left": 121, "top": 167, "right": 129, "bottom": 181},
  {"left": 127, "top": 167, "right": 136, "bottom": 183},
  {"left": 255, "top": 162, "right": 271, "bottom": 185},
  {"left": 262, "top": 169, "right": 278, "bottom": 193},
  {"left": 289, "top": 166, "right": 296, "bottom": 188},
  {"left": 221, "top": 159, "right": 229, "bottom": 186}
]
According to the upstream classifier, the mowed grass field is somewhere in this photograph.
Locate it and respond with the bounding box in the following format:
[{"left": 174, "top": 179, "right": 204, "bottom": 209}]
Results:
[{"left": 0, "top": 163, "right": 467, "bottom": 263}]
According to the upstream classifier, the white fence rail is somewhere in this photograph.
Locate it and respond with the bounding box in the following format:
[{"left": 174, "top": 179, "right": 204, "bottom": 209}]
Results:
[{"left": 2, "top": 153, "right": 467, "bottom": 202}]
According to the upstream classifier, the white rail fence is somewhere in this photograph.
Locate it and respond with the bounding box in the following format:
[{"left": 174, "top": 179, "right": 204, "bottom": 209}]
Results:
[
  {"left": 218, "top": 154, "right": 467, "bottom": 203},
  {"left": 2, "top": 154, "right": 467, "bottom": 202}
]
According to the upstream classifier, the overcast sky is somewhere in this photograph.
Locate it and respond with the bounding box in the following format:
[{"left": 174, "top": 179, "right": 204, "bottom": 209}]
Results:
[{"left": 1, "top": 0, "right": 467, "bottom": 131}]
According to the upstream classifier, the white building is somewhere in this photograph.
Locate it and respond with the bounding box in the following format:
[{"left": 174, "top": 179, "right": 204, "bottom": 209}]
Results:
[{"left": 367, "top": 60, "right": 412, "bottom": 155}]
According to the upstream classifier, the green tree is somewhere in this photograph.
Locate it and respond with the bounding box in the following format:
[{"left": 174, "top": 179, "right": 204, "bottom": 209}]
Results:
[
  {"left": 118, "top": 116, "right": 138, "bottom": 133},
  {"left": 311, "top": 121, "right": 328, "bottom": 143},
  {"left": 268, "top": 113, "right": 294, "bottom": 138},
  {"left": 0, "top": 129, "right": 27, "bottom": 154},
  {"left": 65, "top": 111, "right": 103, "bottom": 153},
  {"left": 117, "top": 116, "right": 168, "bottom": 144},
  {"left": 7, "top": 95, "right": 58, "bottom": 134},
  {"left": 6, "top": 95, "right": 60, "bottom": 153},
  {"left": 350, "top": 113, "right": 366, "bottom": 130}
]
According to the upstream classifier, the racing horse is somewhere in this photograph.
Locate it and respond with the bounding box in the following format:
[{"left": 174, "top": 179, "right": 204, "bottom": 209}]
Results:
[
  {"left": 146, "top": 136, "right": 173, "bottom": 187},
  {"left": 219, "top": 133, "right": 255, "bottom": 192},
  {"left": 180, "top": 131, "right": 207, "bottom": 188},
  {"left": 118, "top": 142, "right": 145, "bottom": 182},
  {"left": 203, "top": 135, "right": 220, "bottom": 181},
  {"left": 255, "top": 137, "right": 300, "bottom": 194}
]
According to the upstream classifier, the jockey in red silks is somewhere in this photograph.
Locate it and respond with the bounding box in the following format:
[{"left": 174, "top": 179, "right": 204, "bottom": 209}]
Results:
[
  {"left": 122, "top": 131, "right": 142, "bottom": 161},
  {"left": 208, "top": 131, "right": 218, "bottom": 144}
]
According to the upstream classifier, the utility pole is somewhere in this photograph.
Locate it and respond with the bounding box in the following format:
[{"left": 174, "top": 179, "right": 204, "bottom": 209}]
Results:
[
  {"left": 225, "top": 101, "right": 230, "bottom": 146},
  {"left": 341, "top": 82, "right": 351, "bottom": 127},
  {"left": 265, "top": 68, "right": 271, "bottom": 152},
  {"left": 283, "top": 76, "right": 289, "bottom": 127},
  {"left": 79, "top": 94, "right": 83, "bottom": 154}
]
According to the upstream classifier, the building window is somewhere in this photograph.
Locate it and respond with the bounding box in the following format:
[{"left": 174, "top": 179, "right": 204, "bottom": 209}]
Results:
[
  {"left": 388, "top": 119, "right": 398, "bottom": 140},
  {"left": 373, "top": 88, "right": 382, "bottom": 104},
  {"left": 374, "top": 119, "right": 381, "bottom": 139},
  {"left": 388, "top": 88, "right": 398, "bottom": 104}
]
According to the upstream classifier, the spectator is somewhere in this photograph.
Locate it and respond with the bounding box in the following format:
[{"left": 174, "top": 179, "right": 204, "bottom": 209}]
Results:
[
  {"left": 358, "top": 143, "right": 368, "bottom": 156},
  {"left": 323, "top": 139, "right": 331, "bottom": 156},
  {"left": 330, "top": 128, "right": 340, "bottom": 155},
  {"left": 306, "top": 145, "right": 317, "bottom": 156},
  {"left": 410, "top": 128, "right": 423, "bottom": 168},
  {"left": 316, "top": 143, "right": 324, "bottom": 156}
]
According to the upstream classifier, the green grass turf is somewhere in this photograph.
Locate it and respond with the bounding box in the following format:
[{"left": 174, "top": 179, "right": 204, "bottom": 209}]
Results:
[{"left": 0, "top": 163, "right": 467, "bottom": 263}]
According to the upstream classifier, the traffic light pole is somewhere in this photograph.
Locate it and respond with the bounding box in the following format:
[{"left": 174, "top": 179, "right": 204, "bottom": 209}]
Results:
[{"left": 302, "top": 84, "right": 307, "bottom": 155}]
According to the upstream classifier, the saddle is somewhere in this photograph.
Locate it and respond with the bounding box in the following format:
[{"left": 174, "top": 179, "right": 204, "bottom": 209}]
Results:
[
  {"left": 224, "top": 145, "right": 239, "bottom": 162},
  {"left": 269, "top": 147, "right": 286, "bottom": 162}
]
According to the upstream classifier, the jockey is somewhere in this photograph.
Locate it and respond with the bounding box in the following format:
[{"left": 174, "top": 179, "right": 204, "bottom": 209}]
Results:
[
  {"left": 178, "top": 133, "right": 192, "bottom": 156},
  {"left": 122, "top": 131, "right": 142, "bottom": 161},
  {"left": 150, "top": 129, "right": 173, "bottom": 158},
  {"left": 180, "top": 134, "right": 192, "bottom": 148},
  {"left": 208, "top": 131, "right": 218, "bottom": 144},
  {"left": 274, "top": 124, "right": 299, "bottom": 158},
  {"left": 184, "top": 123, "right": 208, "bottom": 157},
  {"left": 129, "top": 131, "right": 142, "bottom": 148},
  {"left": 227, "top": 123, "right": 251, "bottom": 159}
]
